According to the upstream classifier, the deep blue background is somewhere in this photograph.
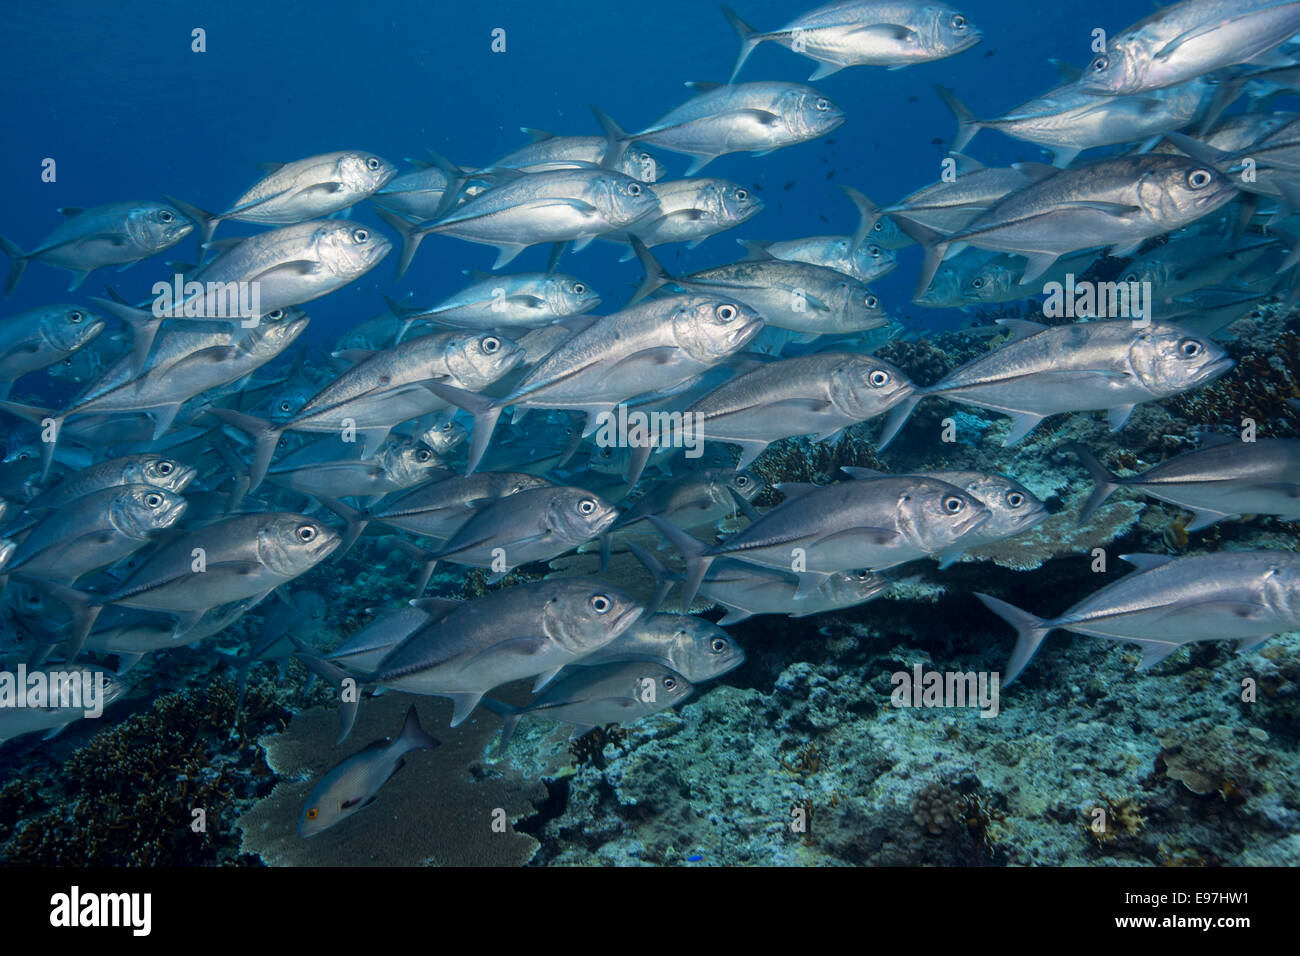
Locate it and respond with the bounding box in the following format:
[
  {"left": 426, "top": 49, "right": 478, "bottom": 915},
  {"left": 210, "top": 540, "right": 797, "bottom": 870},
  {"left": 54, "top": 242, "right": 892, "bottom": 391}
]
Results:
[{"left": 2, "top": 0, "right": 1161, "bottom": 347}]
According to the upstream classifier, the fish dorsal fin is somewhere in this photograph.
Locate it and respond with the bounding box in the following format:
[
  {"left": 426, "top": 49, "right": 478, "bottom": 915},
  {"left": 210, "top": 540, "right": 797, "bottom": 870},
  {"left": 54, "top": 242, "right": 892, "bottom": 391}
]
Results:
[
  {"left": 994, "top": 317, "right": 1048, "bottom": 342},
  {"left": 521, "top": 127, "right": 555, "bottom": 143},
  {"left": 259, "top": 162, "right": 286, "bottom": 174},
  {"left": 1120, "top": 553, "right": 1175, "bottom": 572},
  {"left": 1048, "top": 58, "right": 1083, "bottom": 83},
  {"left": 948, "top": 152, "right": 985, "bottom": 176}
]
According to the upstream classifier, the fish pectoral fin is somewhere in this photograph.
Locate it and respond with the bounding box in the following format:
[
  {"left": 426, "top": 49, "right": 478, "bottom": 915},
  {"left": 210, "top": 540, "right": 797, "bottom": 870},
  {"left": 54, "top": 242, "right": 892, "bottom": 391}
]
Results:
[
  {"left": 851, "top": 23, "right": 918, "bottom": 41},
  {"left": 532, "top": 665, "right": 565, "bottom": 692},
  {"left": 807, "top": 62, "right": 844, "bottom": 81},
  {"left": 1106, "top": 404, "right": 1137, "bottom": 432},
  {"left": 1016, "top": 253, "right": 1060, "bottom": 285},
  {"left": 1183, "top": 509, "right": 1232, "bottom": 533},
  {"left": 1118, "top": 553, "right": 1176, "bottom": 572},
  {"left": 446, "top": 691, "right": 485, "bottom": 727},
  {"left": 1001, "top": 411, "right": 1046, "bottom": 446},
  {"left": 1135, "top": 641, "right": 1182, "bottom": 670},
  {"left": 793, "top": 570, "right": 834, "bottom": 600}
]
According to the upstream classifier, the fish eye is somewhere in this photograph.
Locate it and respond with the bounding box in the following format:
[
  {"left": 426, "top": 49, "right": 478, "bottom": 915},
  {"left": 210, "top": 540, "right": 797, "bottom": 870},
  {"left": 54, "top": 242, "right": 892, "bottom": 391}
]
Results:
[
  {"left": 280, "top": 400, "right": 292, "bottom": 412},
  {"left": 1187, "top": 169, "right": 1213, "bottom": 189},
  {"left": 62, "top": 357, "right": 73, "bottom": 365},
  {"left": 353, "top": 228, "right": 370, "bottom": 243},
  {"left": 297, "top": 524, "right": 318, "bottom": 542},
  {"left": 266, "top": 309, "right": 285, "bottom": 321},
  {"left": 943, "top": 495, "right": 965, "bottom": 514},
  {"left": 157, "top": 460, "right": 174, "bottom": 475},
  {"left": 815, "top": 97, "right": 830, "bottom": 111},
  {"left": 1006, "top": 492, "right": 1025, "bottom": 508},
  {"left": 736, "top": 188, "right": 748, "bottom": 201},
  {"left": 69, "top": 310, "right": 83, "bottom": 323},
  {"left": 856, "top": 570, "right": 871, "bottom": 580},
  {"left": 482, "top": 336, "right": 500, "bottom": 353},
  {"left": 306, "top": 808, "right": 318, "bottom": 820},
  {"left": 417, "top": 449, "right": 432, "bottom": 461},
  {"left": 367, "top": 157, "right": 382, "bottom": 171},
  {"left": 710, "top": 638, "right": 728, "bottom": 653},
  {"left": 951, "top": 13, "right": 967, "bottom": 28},
  {"left": 664, "top": 676, "right": 677, "bottom": 690},
  {"left": 869, "top": 369, "right": 890, "bottom": 387},
  {"left": 573, "top": 282, "right": 586, "bottom": 294},
  {"left": 1091, "top": 55, "right": 1108, "bottom": 72},
  {"left": 971, "top": 277, "right": 984, "bottom": 289},
  {"left": 1179, "top": 338, "right": 1203, "bottom": 357},
  {"left": 145, "top": 492, "right": 163, "bottom": 507},
  {"left": 440, "top": 422, "right": 452, "bottom": 431},
  {"left": 717, "top": 304, "right": 738, "bottom": 322},
  {"left": 158, "top": 210, "right": 174, "bottom": 223},
  {"left": 736, "top": 475, "right": 748, "bottom": 486},
  {"left": 578, "top": 497, "right": 596, "bottom": 515},
  {"left": 1123, "top": 273, "right": 1138, "bottom": 283},
  {"left": 864, "top": 294, "right": 879, "bottom": 309},
  {"left": 628, "top": 182, "right": 643, "bottom": 196},
  {"left": 868, "top": 245, "right": 882, "bottom": 258},
  {"left": 590, "top": 594, "right": 611, "bottom": 613}
]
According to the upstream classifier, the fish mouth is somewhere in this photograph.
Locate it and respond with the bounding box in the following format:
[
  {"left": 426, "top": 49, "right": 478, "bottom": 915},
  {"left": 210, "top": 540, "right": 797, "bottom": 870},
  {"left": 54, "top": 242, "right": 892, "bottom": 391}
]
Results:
[
  {"left": 1201, "top": 356, "right": 1235, "bottom": 381},
  {"left": 610, "top": 604, "right": 643, "bottom": 635}
]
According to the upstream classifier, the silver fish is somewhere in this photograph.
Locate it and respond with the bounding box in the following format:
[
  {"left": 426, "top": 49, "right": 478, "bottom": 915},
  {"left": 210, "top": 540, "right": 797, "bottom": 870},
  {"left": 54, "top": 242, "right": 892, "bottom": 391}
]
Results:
[
  {"left": 492, "top": 128, "right": 666, "bottom": 182},
  {"left": 299, "top": 705, "right": 439, "bottom": 838},
  {"left": 1079, "top": 0, "right": 1300, "bottom": 95},
  {"left": 573, "top": 612, "right": 745, "bottom": 682},
  {"left": 0, "top": 201, "right": 194, "bottom": 294},
  {"left": 883, "top": 318, "right": 1233, "bottom": 447},
  {"left": 978, "top": 551, "right": 1300, "bottom": 684},
  {"left": 723, "top": 1, "right": 982, "bottom": 81},
  {"left": 384, "top": 270, "right": 601, "bottom": 331},
  {"left": 0, "top": 305, "right": 105, "bottom": 396},
  {"left": 604, "top": 178, "right": 764, "bottom": 257},
  {"left": 593, "top": 81, "right": 845, "bottom": 176},
  {"left": 1074, "top": 439, "right": 1300, "bottom": 530},
  {"left": 0, "top": 665, "right": 127, "bottom": 744}
]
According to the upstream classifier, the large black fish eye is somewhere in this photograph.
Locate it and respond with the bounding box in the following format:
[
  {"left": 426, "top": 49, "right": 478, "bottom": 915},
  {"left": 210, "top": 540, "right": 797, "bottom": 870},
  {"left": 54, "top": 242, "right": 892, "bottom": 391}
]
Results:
[
  {"left": 943, "top": 495, "right": 965, "bottom": 514},
  {"left": 69, "top": 310, "right": 83, "bottom": 322},
  {"left": 951, "top": 13, "right": 967, "bottom": 28},
  {"left": 367, "top": 157, "right": 382, "bottom": 171},
  {"left": 157, "top": 460, "right": 174, "bottom": 475},
  {"left": 856, "top": 570, "right": 871, "bottom": 580},
  {"left": 717, "top": 304, "right": 738, "bottom": 322},
  {"left": 971, "top": 277, "right": 984, "bottom": 289},
  {"left": 711, "top": 638, "right": 728, "bottom": 653},
  {"left": 1124, "top": 273, "right": 1138, "bottom": 283},
  {"left": 353, "top": 228, "right": 369, "bottom": 243},
  {"left": 663, "top": 676, "right": 677, "bottom": 690},
  {"left": 145, "top": 492, "right": 163, "bottom": 507},
  {"left": 1187, "top": 169, "right": 1213, "bottom": 189},
  {"left": 417, "top": 449, "right": 432, "bottom": 462},
  {"left": 864, "top": 294, "right": 879, "bottom": 309},
  {"left": 869, "top": 369, "right": 890, "bottom": 387},
  {"left": 815, "top": 97, "right": 830, "bottom": 111},
  {"left": 482, "top": 336, "right": 500, "bottom": 353},
  {"left": 590, "top": 594, "right": 611, "bottom": 613},
  {"left": 1006, "top": 491, "right": 1025, "bottom": 508},
  {"left": 573, "top": 282, "right": 586, "bottom": 294},
  {"left": 62, "top": 358, "right": 73, "bottom": 365},
  {"left": 158, "top": 210, "right": 174, "bottom": 223},
  {"left": 736, "top": 188, "right": 748, "bottom": 201},
  {"left": 868, "top": 244, "right": 882, "bottom": 258},
  {"left": 1091, "top": 55, "right": 1108, "bottom": 72},
  {"left": 578, "top": 497, "right": 597, "bottom": 515},
  {"left": 1179, "top": 338, "right": 1203, "bottom": 357},
  {"left": 297, "top": 525, "right": 318, "bottom": 542},
  {"left": 628, "top": 182, "right": 643, "bottom": 196},
  {"left": 266, "top": 309, "right": 285, "bottom": 321},
  {"left": 735, "top": 475, "right": 748, "bottom": 486},
  {"left": 873, "top": 221, "right": 884, "bottom": 232}
]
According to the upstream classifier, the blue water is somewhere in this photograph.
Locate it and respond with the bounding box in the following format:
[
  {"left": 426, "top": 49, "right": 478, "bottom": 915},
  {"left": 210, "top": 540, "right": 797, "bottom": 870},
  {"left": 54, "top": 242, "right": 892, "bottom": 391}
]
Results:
[{"left": 3, "top": 0, "right": 1141, "bottom": 343}]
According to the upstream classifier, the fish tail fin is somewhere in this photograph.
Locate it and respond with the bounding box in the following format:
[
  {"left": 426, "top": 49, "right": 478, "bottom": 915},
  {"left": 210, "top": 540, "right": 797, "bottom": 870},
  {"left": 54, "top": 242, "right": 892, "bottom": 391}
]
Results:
[
  {"left": 423, "top": 149, "right": 469, "bottom": 219},
  {"left": 17, "top": 576, "right": 101, "bottom": 659},
  {"left": 380, "top": 534, "right": 439, "bottom": 594},
  {"left": 0, "top": 401, "right": 64, "bottom": 479},
  {"left": 0, "top": 234, "right": 29, "bottom": 296},
  {"left": 398, "top": 704, "right": 440, "bottom": 751},
  {"left": 840, "top": 185, "right": 882, "bottom": 255},
  {"left": 425, "top": 383, "right": 501, "bottom": 473},
  {"left": 313, "top": 494, "right": 370, "bottom": 555},
  {"left": 645, "top": 516, "right": 712, "bottom": 613},
  {"left": 373, "top": 206, "right": 428, "bottom": 279},
  {"left": 721, "top": 4, "right": 763, "bottom": 83},
  {"left": 90, "top": 295, "right": 163, "bottom": 376},
  {"left": 1069, "top": 443, "right": 1120, "bottom": 521},
  {"left": 590, "top": 104, "right": 632, "bottom": 171},
  {"left": 624, "top": 540, "right": 677, "bottom": 614},
  {"left": 291, "top": 638, "right": 361, "bottom": 744},
  {"left": 974, "top": 592, "right": 1051, "bottom": 687},
  {"left": 164, "top": 195, "right": 220, "bottom": 251},
  {"left": 205, "top": 406, "right": 283, "bottom": 492},
  {"left": 625, "top": 435, "right": 659, "bottom": 489},
  {"left": 875, "top": 392, "right": 925, "bottom": 450},
  {"left": 933, "top": 84, "right": 983, "bottom": 154},
  {"left": 893, "top": 216, "right": 951, "bottom": 303},
  {"left": 481, "top": 697, "right": 524, "bottom": 748},
  {"left": 630, "top": 236, "right": 672, "bottom": 303},
  {"left": 382, "top": 292, "right": 423, "bottom": 343}
]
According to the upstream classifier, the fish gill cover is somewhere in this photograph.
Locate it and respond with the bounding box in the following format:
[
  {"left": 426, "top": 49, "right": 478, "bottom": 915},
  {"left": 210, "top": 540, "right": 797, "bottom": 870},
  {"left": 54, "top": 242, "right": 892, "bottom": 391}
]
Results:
[{"left": 0, "top": 0, "right": 1297, "bottom": 871}]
